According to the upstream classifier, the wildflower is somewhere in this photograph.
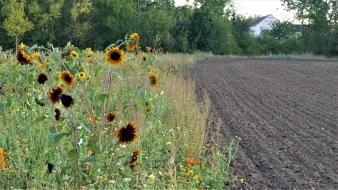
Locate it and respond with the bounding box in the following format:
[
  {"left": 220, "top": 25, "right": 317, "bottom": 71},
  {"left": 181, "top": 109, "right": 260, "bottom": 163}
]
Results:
[
  {"left": 106, "top": 112, "right": 116, "bottom": 122},
  {"left": 54, "top": 108, "right": 61, "bottom": 121},
  {"left": 70, "top": 51, "right": 79, "bottom": 59},
  {"left": 126, "top": 33, "right": 140, "bottom": 51},
  {"left": 240, "top": 178, "right": 244, "bottom": 183},
  {"left": 0, "top": 147, "right": 6, "bottom": 169},
  {"left": 77, "top": 72, "right": 85, "bottom": 80},
  {"left": 147, "top": 174, "right": 155, "bottom": 183},
  {"left": 116, "top": 122, "right": 138, "bottom": 144},
  {"left": 186, "top": 158, "right": 201, "bottom": 167},
  {"left": 60, "top": 94, "right": 74, "bottom": 108},
  {"left": 49, "top": 86, "right": 63, "bottom": 104},
  {"left": 148, "top": 72, "right": 159, "bottom": 87},
  {"left": 37, "top": 73, "right": 48, "bottom": 85},
  {"left": 106, "top": 48, "right": 125, "bottom": 66},
  {"left": 60, "top": 71, "right": 75, "bottom": 87},
  {"left": 129, "top": 150, "right": 139, "bottom": 170}
]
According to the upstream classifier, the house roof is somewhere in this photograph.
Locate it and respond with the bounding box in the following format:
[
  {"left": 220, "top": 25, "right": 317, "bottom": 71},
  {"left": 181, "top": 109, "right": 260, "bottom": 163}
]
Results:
[{"left": 251, "top": 14, "right": 273, "bottom": 27}]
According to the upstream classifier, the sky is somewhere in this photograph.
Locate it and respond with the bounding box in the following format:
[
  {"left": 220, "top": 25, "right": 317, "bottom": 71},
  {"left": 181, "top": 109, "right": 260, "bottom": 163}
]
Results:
[{"left": 174, "top": 0, "right": 298, "bottom": 23}]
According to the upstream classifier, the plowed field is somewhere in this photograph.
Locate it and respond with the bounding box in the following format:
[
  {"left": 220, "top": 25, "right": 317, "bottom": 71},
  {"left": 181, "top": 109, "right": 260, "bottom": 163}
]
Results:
[{"left": 190, "top": 57, "right": 338, "bottom": 189}]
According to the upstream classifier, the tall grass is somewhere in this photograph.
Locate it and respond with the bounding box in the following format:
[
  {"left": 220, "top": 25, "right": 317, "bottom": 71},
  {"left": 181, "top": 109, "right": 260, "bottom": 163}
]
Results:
[{"left": 0, "top": 47, "right": 239, "bottom": 189}]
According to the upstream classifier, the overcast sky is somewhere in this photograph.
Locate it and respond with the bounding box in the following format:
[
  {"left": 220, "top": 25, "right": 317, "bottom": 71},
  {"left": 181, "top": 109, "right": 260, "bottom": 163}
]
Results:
[{"left": 174, "top": 0, "right": 298, "bottom": 22}]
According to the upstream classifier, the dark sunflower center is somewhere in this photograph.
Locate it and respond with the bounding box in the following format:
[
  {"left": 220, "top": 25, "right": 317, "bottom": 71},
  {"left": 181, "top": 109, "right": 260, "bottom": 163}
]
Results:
[
  {"left": 110, "top": 52, "right": 120, "bottom": 61},
  {"left": 150, "top": 77, "right": 156, "bottom": 84},
  {"left": 64, "top": 75, "right": 72, "bottom": 83}
]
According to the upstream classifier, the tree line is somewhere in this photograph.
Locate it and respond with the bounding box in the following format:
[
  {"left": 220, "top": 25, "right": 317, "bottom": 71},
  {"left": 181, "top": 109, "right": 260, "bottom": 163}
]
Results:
[{"left": 0, "top": 0, "right": 337, "bottom": 56}]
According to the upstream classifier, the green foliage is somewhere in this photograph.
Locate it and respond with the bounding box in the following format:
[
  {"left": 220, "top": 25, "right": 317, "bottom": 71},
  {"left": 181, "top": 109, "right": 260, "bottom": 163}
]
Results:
[{"left": 1, "top": 0, "right": 33, "bottom": 37}]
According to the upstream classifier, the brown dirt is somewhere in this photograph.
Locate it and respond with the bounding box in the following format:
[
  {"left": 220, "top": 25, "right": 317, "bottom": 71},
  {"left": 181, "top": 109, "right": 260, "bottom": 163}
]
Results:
[{"left": 190, "top": 57, "right": 338, "bottom": 189}]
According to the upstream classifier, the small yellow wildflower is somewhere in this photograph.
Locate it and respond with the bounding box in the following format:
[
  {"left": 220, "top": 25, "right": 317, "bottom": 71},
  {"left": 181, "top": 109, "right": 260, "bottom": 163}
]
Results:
[{"left": 240, "top": 178, "right": 244, "bottom": 183}]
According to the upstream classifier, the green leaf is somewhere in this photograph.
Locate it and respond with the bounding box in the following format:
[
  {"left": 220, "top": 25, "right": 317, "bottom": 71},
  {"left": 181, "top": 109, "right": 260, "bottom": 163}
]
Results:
[
  {"left": 35, "top": 97, "right": 45, "bottom": 107},
  {"left": 0, "top": 103, "right": 7, "bottom": 111},
  {"left": 81, "top": 156, "right": 95, "bottom": 162},
  {"left": 87, "top": 141, "right": 100, "bottom": 154},
  {"left": 60, "top": 165, "right": 72, "bottom": 178},
  {"left": 48, "top": 132, "right": 69, "bottom": 144},
  {"left": 34, "top": 116, "right": 47, "bottom": 124},
  {"left": 97, "top": 93, "right": 108, "bottom": 102},
  {"left": 68, "top": 149, "right": 78, "bottom": 161}
]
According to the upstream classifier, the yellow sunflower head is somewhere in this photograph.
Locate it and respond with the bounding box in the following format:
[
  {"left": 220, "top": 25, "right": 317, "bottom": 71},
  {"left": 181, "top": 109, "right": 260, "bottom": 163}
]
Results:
[
  {"left": 77, "top": 72, "right": 86, "bottom": 80},
  {"left": 126, "top": 33, "right": 140, "bottom": 51},
  {"left": 19, "top": 42, "right": 25, "bottom": 50},
  {"left": 60, "top": 71, "right": 75, "bottom": 87},
  {"left": 85, "top": 47, "right": 93, "bottom": 58},
  {"left": 106, "top": 48, "right": 125, "bottom": 66},
  {"left": 70, "top": 51, "right": 79, "bottom": 59},
  {"left": 148, "top": 72, "right": 159, "bottom": 87}
]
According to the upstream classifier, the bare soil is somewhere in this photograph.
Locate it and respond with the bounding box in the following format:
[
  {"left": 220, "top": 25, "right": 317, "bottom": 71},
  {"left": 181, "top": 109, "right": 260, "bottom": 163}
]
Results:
[{"left": 190, "top": 57, "right": 338, "bottom": 189}]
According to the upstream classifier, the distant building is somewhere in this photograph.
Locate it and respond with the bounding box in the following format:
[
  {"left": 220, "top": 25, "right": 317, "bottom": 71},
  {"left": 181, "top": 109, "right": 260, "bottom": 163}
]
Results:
[
  {"left": 294, "top": 24, "right": 303, "bottom": 37},
  {"left": 250, "top": 14, "right": 279, "bottom": 37}
]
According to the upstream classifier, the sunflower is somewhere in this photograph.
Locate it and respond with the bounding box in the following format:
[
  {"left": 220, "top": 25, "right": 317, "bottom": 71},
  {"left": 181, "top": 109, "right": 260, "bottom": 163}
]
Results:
[
  {"left": 85, "top": 48, "right": 93, "bottom": 58},
  {"left": 126, "top": 33, "right": 140, "bottom": 51},
  {"left": 106, "top": 48, "right": 125, "bottom": 66},
  {"left": 77, "top": 72, "right": 85, "bottom": 80},
  {"left": 17, "top": 51, "right": 32, "bottom": 65},
  {"left": 70, "top": 51, "right": 79, "bottom": 59},
  {"left": 62, "top": 45, "right": 74, "bottom": 59},
  {"left": 116, "top": 122, "right": 138, "bottom": 144},
  {"left": 60, "top": 94, "right": 74, "bottom": 108},
  {"left": 49, "top": 86, "right": 63, "bottom": 104},
  {"left": 148, "top": 72, "right": 159, "bottom": 87},
  {"left": 54, "top": 108, "right": 61, "bottom": 121},
  {"left": 142, "top": 54, "right": 147, "bottom": 62},
  {"left": 106, "top": 112, "right": 116, "bottom": 122},
  {"left": 37, "top": 73, "right": 48, "bottom": 84},
  {"left": 18, "top": 42, "right": 25, "bottom": 50},
  {"left": 60, "top": 71, "right": 75, "bottom": 87}
]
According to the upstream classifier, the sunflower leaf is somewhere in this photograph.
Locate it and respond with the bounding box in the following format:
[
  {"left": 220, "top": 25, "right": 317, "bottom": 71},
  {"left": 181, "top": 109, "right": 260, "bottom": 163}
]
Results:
[
  {"left": 35, "top": 97, "right": 45, "bottom": 107},
  {"left": 68, "top": 149, "right": 78, "bottom": 161},
  {"left": 48, "top": 132, "right": 69, "bottom": 144}
]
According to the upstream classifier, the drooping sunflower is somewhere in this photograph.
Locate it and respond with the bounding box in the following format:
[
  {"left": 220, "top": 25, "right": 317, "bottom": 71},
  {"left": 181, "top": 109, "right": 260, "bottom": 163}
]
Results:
[
  {"left": 148, "top": 72, "right": 159, "bottom": 87},
  {"left": 60, "top": 71, "right": 75, "bottom": 87},
  {"left": 49, "top": 86, "right": 63, "bottom": 104},
  {"left": 106, "top": 48, "right": 125, "bottom": 66},
  {"left": 77, "top": 72, "right": 86, "bottom": 80},
  {"left": 17, "top": 51, "right": 32, "bottom": 65},
  {"left": 116, "top": 122, "right": 138, "bottom": 144},
  {"left": 126, "top": 33, "right": 140, "bottom": 51},
  {"left": 37, "top": 73, "right": 48, "bottom": 85},
  {"left": 60, "top": 94, "right": 74, "bottom": 108},
  {"left": 54, "top": 108, "right": 61, "bottom": 121},
  {"left": 70, "top": 51, "right": 79, "bottom": 59},
  {"left": 106, "top": 112, "right": 116, "bottom": 122}
]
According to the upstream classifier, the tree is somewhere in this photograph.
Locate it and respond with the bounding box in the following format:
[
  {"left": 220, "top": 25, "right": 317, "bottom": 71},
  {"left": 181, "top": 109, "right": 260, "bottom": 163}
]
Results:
[
  {"left": 2, "top": 0, "right": 33, "bottom": 53},
  {"left": 282, "top": 0, "right": 338, "bottom": 55}
]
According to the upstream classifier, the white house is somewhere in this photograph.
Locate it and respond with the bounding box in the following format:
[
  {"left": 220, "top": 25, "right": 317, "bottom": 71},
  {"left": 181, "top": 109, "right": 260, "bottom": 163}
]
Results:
[{"left": 250, "top": 14, "right": 279, "bottom": 37}]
